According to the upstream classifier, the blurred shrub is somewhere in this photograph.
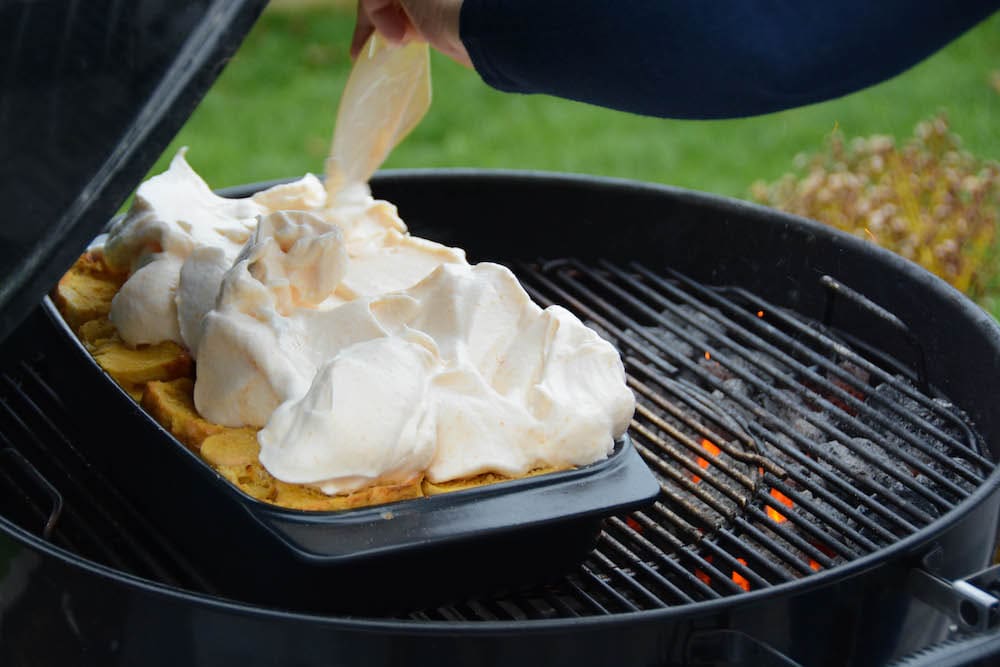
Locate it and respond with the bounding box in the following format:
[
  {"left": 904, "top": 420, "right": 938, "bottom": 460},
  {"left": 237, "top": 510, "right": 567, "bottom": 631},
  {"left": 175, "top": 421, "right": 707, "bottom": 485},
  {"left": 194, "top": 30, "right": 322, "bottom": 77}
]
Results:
[{"left": 752, "top": 115, "right": 1000, "bottom": 296}]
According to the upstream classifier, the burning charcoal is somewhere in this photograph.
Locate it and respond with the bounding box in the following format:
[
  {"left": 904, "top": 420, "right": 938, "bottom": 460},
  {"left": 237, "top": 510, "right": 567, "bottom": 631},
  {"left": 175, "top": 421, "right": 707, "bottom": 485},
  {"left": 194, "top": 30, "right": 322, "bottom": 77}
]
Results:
[
  {"left": 669, "top": 305, "right": 724, "bottom": 345},
  {"left": 827, "top": 360, "right": 871, "bottom": 402},
  {"left": 815, "top": 438, "right": 912, "bottom": 494},
  {"left": 719, "top": 378, "right": 751, "bottom": 400},
  {"left": 745, "top": 350, "right": 792, "bottom": 381},
  {"left": 863, "top": 380, "right": 973, "bottom": 457},
  {"left": 791, "top": 417, "right": 824, "bottom": 442},
  {"left": 759, "top": 388, "right": 809, "bottom": 424},
  {"left": 623, "top": 326, "right": 694, "bottom": 363},
  {"left": 653, "top": 327, "right": 696, "bottom": 358},
  {"left": 793, "top": 489, "right": 856, "bottom": 542},
  {"left": 952, "top": 456, "right": 977, "bottom": 477}
]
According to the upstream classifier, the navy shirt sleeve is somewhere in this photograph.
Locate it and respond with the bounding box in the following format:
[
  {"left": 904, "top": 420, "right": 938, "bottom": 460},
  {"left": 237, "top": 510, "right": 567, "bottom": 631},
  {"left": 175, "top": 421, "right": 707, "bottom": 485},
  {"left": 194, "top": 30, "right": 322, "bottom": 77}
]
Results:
[{"left": 460, "top": 1, "right": 999, "bottom": 119}]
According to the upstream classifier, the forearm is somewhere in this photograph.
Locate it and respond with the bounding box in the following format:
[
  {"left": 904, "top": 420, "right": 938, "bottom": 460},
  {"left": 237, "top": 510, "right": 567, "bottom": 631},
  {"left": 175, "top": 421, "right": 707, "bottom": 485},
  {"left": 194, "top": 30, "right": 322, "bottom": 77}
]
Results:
[{"left": 460, "top": 0, "right": 999, "bottom": 119}]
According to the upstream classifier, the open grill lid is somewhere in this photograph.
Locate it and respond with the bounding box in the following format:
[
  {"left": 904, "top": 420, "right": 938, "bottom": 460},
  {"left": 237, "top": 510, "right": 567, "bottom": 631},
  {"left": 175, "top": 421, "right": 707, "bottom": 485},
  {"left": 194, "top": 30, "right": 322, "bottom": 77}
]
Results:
[{"left": 0, "top": 0, "right": 268, "bottom": 344}]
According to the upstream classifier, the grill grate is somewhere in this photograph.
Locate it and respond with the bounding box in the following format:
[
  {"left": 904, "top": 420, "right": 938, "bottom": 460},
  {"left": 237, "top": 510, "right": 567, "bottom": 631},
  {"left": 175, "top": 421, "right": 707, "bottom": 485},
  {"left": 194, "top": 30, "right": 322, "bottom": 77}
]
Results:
[
  {"left": 0, "top": 353, "right": 217, "bottom": 593},
  {"left": 0, "top": 260, "right": 991, "bottom": 622}
]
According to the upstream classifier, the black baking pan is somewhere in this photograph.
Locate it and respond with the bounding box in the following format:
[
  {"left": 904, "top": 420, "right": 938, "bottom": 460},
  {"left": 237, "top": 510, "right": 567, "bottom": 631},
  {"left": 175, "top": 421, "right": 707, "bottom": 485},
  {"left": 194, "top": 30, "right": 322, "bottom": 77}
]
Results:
[{"left": 41, "top": 262, "right": 658, "bottom": 613}]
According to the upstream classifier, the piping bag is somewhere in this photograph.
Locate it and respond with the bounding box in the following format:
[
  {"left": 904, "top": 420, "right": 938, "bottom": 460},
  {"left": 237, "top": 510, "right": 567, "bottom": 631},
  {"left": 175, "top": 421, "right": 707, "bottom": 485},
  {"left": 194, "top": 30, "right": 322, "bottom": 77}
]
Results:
[{"left": 324, "top": 33, "right": 431, "bottom": 203}]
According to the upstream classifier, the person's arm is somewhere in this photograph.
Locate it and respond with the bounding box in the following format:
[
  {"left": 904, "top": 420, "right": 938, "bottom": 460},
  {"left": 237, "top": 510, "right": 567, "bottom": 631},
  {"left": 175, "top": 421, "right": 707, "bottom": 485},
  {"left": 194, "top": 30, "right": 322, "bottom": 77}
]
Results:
[{"left": 459, "top": 0, "right": 999, "bottom": 119}]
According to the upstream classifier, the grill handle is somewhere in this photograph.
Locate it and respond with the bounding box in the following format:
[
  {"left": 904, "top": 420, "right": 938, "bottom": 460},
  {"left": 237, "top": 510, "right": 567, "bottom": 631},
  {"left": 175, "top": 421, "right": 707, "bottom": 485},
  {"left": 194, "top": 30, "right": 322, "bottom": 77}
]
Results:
[
  {"left": 908, "top": 564, "right": 1000, "bottom": 634},
  {"left": 895, "top": 563, "right": 1000, "bottom": 666},
  {"left": 686, "top": 629, "right": 804, "bottom": 667}
]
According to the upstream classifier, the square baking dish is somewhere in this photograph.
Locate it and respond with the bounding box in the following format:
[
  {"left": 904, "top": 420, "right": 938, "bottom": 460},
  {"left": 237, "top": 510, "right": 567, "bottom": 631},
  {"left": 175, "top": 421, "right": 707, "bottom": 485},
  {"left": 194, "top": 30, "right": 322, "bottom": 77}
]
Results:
[{"left": 40, "top": 234, "right": 659, "bottom": 612}]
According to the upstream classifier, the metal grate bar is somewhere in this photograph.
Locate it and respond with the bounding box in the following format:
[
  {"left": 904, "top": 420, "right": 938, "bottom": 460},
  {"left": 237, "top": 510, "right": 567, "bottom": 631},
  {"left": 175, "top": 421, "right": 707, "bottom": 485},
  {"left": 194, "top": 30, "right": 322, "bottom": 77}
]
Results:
[
  {"left": 588, "top": 543, "right": 675, "bottom": 607},
  {"left": 625, "top": 261, "right": 986, "bottom": 486},
  {"left": 626, "top": 374, "right": 780, "bottom": 476},
  {"left": 561, "top": 574, "right": 612, "bottom": 615},
  {"left": 623, "top": 355, "right": 913, "bottom": 542},
  {"left": 0, "top": 386, "right": 149, "bottom": 573},
  {"left": 720, "top": 281, "right": 991, "bottom": 466},
  {"left": 1, "top": 360, "right": 217, "bottom": 592},
  {"left": 630, "top": 418, "right": 750, "bottom": 505},
  {"left": 741, "top": 507, "right": 839, "bottom": 570},
  {"left": 518, "top": 265, "right": 933, "bottom": 532},
  {"left": 630, "top": 437, "right": 742, "bottom": 525},
  {"left": 0, "top": 439, "right": 64, "bottom": 542},
  {"left": 634, "top": 402, "right": 756, "bottom": 491},
  {"left": 603, "top": 518, "right": 700, "bottom": 603},
  {"left": 577, "top": 560, "right": 642, "bottom": 612},
  {"left": 522, "top": 267, "right": 931, "bottom": 532},
  {"left": 629, "top": 509, "right": 726, "bottom": 597},
  {"left": 760, "top": 476, "right": 868, "bottom": 559},
  {"left": 565, "top": 262, "right": 962, "bottom": 512}
]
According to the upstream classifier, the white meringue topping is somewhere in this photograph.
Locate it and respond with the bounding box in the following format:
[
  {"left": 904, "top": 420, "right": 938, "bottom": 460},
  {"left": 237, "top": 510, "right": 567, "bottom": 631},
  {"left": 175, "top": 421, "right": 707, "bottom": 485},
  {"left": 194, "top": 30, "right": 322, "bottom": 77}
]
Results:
[{"left": 100, "top": 149, "right": 635, "bottom": 496}]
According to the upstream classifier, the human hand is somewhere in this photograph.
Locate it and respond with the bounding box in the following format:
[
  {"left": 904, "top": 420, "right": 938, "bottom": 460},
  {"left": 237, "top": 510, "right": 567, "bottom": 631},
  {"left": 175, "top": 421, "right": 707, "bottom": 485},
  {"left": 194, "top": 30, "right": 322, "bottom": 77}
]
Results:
[{"left": 351, "top": 0, "right": 471, "bottom": 68}]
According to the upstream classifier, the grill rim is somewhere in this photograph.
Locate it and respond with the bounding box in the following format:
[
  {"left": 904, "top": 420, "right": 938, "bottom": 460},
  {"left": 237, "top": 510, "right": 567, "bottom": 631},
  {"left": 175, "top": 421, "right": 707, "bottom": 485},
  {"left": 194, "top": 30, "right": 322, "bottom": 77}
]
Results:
[{"left": 3, "top": 169, "right": 1000, "bottom": 634}]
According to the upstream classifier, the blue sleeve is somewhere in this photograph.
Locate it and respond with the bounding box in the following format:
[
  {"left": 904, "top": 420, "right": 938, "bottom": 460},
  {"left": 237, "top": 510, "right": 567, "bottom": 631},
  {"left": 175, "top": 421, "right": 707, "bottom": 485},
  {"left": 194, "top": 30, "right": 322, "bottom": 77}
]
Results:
[{"left": 460, "top": 1, "right": 999, "bottom": 119}]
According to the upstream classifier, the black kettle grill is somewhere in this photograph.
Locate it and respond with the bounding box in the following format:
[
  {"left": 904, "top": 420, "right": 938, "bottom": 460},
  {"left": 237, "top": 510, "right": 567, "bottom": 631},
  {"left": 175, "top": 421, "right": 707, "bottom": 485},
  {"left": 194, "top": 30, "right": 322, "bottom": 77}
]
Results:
[{"left": 3, "top": 2, "right": 1000, "bottom": 666}]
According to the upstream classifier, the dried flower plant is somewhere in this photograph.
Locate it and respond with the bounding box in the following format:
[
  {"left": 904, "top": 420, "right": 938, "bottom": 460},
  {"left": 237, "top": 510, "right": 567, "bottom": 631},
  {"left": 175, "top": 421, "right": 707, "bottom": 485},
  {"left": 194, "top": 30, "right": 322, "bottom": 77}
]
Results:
[{"left": 752, "top": 115, "right": 1000, "bottom": 297}]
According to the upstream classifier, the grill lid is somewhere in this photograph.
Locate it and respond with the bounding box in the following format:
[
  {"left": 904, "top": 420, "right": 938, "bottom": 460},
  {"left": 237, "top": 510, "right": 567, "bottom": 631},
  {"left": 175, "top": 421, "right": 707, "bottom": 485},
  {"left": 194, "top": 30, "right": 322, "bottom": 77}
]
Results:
[{"left": 0, "top": 0, "right": 268, "bottom": 344}]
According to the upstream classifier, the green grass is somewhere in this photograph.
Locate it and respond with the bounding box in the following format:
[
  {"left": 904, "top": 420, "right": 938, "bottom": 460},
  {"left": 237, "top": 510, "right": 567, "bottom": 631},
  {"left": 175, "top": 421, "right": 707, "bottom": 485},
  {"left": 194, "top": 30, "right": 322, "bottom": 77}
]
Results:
[{"left": 154, "top": 6, "right": 1000, "bottom": 198}]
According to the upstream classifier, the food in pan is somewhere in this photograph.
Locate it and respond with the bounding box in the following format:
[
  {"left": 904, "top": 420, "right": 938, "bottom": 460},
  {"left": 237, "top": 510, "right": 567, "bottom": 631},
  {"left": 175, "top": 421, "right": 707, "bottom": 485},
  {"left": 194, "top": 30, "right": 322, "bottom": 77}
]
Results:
[{"left": 52, "top": 38, "right": 635, "bottom": 511}]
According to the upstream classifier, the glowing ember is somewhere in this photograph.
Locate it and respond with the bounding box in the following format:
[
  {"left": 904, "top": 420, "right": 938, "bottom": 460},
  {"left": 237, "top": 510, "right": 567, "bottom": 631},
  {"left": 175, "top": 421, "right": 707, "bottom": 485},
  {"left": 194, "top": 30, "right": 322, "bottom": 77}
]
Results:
[
  {"left": 765, "top": 488, "right": 794, "bottom": 523},
  {"left": 625, "top": 516, "right": 643, "bottom": 533},
  {"left": 692, "top": 439, "right": 721, "bottom": 483},
  {"left": 695, "top": 556, "right": 714, "bottom": 586},
  {"left": 701, "top": 439, "right": 721, "bottom": 457},
  {"left": 810, "top": 540, "right": 837, "bottom": 559},
  {"left": 756, "top": 310, "right": 764, "bottom": 318},
  {"left": 771, "top": 488, "right": 793, "bottom": 507},
  {"left": 809, "top": 559, "right": 822, "bottom": 571},
  {"left": 732, "top": 558, "right": 750, "bottom": 591},
  {"left": 704, "top": 351, "right": 711, "bottom": 360}
]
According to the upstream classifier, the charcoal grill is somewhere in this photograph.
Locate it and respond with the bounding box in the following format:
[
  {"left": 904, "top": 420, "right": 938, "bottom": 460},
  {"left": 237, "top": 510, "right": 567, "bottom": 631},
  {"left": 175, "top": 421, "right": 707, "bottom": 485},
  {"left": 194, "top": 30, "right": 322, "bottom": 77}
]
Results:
[
  {"left": 5, "top": 1, "right": 1000, "bottom": 664},
  {"left": 1, "top": 172, "right": 1000, "bottom": 666}
]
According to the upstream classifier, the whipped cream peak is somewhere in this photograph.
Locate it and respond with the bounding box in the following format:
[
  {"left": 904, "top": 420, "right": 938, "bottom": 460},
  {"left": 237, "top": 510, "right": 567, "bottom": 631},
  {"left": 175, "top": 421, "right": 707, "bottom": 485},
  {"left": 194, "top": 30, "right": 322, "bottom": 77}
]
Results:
[
  {"left": 242, "top": 210, "right": 348, "bottom": 312},
  {"left": 105, "top": 148, "right": 260, "bottom": 274},
  {"left": 259, "top": 332, "right": 440, "bottom": 494},
  {"left": 249, "top": 261, "right": 635, "bottom": 493},
  {"left": 103, "top": 149, "right": 325, "bottom": 348},
  {"left": 251, "top": 173, "right": 327, "bottom": 212}
]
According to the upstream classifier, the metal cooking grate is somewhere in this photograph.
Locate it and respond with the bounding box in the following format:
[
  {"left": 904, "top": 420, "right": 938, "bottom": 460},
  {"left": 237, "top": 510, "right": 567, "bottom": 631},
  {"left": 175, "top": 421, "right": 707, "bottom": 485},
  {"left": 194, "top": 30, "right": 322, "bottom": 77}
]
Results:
[
  {"left": 402, "top": 259, "right": 991, "bottom": 620},
  {"left": 0, "top": 348, "right": 217, "bottom": 594},
  {"left": 0, "top": 260, "right": 991, "bottom": 622}
]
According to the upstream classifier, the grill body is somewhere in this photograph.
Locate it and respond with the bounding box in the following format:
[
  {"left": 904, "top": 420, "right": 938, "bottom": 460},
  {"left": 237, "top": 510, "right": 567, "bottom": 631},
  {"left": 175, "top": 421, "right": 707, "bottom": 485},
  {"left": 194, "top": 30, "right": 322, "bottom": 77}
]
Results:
[{"left": 1, "top": 171, "right": 999, "bottom": 666}]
